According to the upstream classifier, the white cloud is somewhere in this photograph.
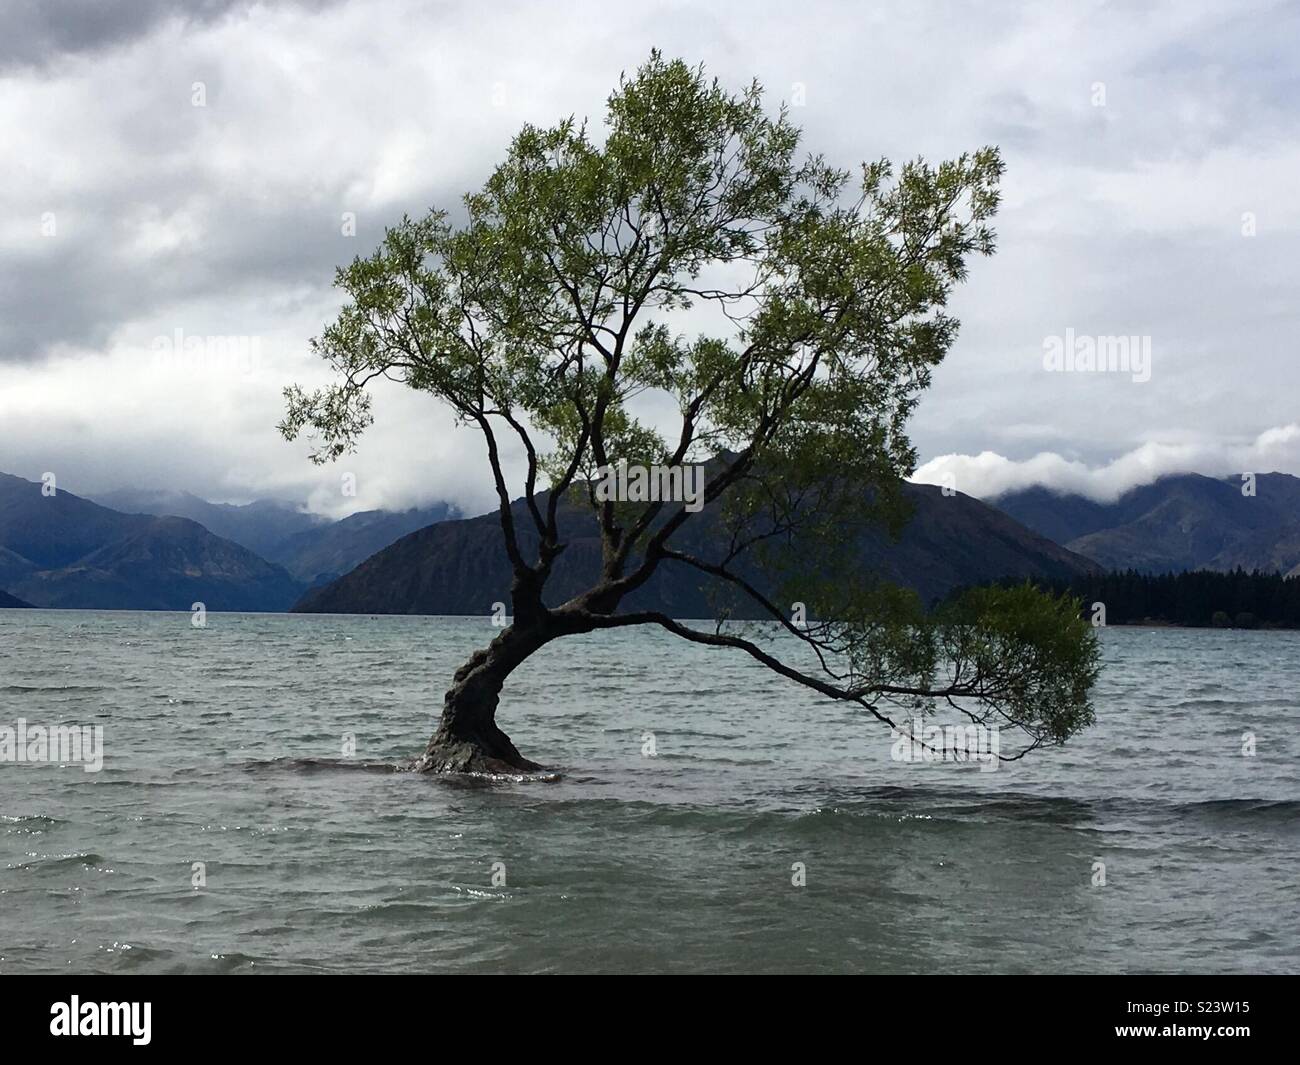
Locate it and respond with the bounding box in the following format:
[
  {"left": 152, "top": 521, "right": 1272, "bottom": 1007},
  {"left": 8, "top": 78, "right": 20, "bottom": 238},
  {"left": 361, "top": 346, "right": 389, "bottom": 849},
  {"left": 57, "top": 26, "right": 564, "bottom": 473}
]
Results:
[{"left": 913, "top": 424, "right": 1300, "bottom": 500}]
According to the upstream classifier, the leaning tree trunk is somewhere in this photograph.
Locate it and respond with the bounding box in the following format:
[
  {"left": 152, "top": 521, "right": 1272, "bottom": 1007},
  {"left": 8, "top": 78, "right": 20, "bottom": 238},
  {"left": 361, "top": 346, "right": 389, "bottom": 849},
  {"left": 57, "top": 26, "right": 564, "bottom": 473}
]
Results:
[{"left": 414, "top": 624, "right": 549, "bottom": 774}]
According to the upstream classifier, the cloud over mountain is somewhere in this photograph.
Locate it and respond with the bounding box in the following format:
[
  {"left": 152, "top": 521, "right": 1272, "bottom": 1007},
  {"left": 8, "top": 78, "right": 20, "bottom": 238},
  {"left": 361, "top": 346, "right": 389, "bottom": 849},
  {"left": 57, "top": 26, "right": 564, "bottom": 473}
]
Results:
[{"left": 913, "top": 425, "right": 1300, "bottom": 502}]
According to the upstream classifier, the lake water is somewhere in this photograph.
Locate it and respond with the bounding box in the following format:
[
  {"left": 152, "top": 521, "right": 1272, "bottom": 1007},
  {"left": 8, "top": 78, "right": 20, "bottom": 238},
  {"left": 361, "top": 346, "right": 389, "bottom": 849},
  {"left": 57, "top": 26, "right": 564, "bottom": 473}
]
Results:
[{"left": 1, "top": 610, "right": 1296, "bottom": 974}]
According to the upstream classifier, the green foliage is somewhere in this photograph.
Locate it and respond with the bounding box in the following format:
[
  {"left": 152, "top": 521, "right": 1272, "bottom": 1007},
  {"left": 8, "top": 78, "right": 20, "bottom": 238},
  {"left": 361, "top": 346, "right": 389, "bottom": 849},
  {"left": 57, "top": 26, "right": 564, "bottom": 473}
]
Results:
[
  {"left": 929, "top": 583, "right": 1099, "bottom": 746},
  {"left": 778, "top": 580, "right": 1098, "bottom": 751}
]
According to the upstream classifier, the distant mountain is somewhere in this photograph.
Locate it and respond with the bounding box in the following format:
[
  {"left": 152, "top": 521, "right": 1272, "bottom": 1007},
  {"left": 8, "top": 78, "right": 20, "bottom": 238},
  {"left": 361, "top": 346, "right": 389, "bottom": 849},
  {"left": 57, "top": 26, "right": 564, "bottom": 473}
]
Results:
[
  {"left": 294, "top": 482, "right": 1097, "bottom": 616},
  {"left": 263, "top": 504, "right": 459, "bottom": 584},
  {"left": 993, "top": 472, "right": 1300, "bottom": 576},
  {"left": 0, "top": 588, "right": 33, "bottom": 608},
  {"left": 91, "top": 487, "right": 326, "bottom": 558},
  {"left": 0, "top": 545, "right": 37, "bottom": 591},
  {"left": 1, "top": 474, "right": 142, "bottom": 568},
  {"left": 0, "top": 473, "right": 303, "bottom": 611},
  {"left": 91, "top": 486, "right": 459, "bottom": 585}
]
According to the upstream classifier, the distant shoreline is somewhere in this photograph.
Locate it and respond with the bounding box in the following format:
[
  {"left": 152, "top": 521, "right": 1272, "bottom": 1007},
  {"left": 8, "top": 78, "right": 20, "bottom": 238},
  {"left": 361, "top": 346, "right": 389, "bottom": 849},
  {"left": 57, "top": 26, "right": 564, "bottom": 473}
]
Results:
[
  {"left": 1108, "top": 620, "right": 1299, "bottom": 631},
  {"left": 2, "top": 604, "right": 1299, "bottom": 632}
]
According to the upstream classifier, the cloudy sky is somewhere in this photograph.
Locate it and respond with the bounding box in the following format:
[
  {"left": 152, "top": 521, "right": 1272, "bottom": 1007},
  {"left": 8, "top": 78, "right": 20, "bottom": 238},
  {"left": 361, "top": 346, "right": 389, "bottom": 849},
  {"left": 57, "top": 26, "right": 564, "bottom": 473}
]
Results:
[{"left": 3, "top": 0, "right": 1298, "bottom": 517}]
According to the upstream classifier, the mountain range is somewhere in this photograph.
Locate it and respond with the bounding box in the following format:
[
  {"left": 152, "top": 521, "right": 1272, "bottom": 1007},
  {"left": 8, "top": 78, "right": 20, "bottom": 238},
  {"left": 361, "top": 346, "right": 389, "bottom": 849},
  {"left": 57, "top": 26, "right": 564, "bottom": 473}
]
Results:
[
  {"left": 993, "top": 472, "right": 1300, "bottom": 577},
  {"left": 3, "top": 468, "right": 1298, "bottom": 615},
  {"left": 90, "top": 488, "right": 323, "bottom": 559},
  {"left": 90, "top": 487, "right": 459, "bottom": 584},
  {"left": 0, "top": 588, "right": 32, "bottom": 608},
  {"left": 0, "top": 473, "right": 302, "bottom": 610},
  {"left": 293, "top": 481, "right": 1098, "bottom": 616},
  {"left": 0, "top": 473, "right": 464, "bottom": 610}
]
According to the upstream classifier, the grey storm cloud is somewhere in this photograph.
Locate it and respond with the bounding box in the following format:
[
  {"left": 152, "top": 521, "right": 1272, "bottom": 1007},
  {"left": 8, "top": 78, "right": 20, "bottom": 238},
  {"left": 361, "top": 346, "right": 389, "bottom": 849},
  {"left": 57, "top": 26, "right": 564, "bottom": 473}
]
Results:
[
  {"left": 2, "top": 0, "right": 1300, "bottom": 512},
  {"left": 0, "top": 0, "right": 343, "bottom": 72},
  {"left": 1, "top": 189, "right": 439, "bottom": 361}
]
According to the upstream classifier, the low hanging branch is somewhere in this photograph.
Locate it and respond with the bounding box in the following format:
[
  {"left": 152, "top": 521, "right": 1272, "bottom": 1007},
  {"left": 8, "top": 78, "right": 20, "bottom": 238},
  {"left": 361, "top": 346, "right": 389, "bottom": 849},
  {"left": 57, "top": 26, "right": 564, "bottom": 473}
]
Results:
[{"left": 280, "top": 51, "right": 1100, "bottom": 774}]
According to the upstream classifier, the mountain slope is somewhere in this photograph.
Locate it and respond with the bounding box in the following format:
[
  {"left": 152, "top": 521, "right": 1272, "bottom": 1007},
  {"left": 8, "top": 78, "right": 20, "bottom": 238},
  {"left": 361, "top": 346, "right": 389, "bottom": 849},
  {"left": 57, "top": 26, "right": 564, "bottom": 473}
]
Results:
[
  {"left": 264, "top": 503, "right": 459, "bottom": 583},
  {"left": 91, "top": 488, "right": 326, "bottom": 558},
  {"left": 13, "top": 517, "right": 304, "bottom": 611},
  {"left": 295, "top": 482, "right": 1098, "bottom": 616},
  {"left": 0, "top": 588, "right": 33, "bottom": 608},
  {"left": 0, "top": 474, "right": 303, "bottom": 610},
  {"left": 0, "top": 545, "right": 37, "bottom": 590},
  {"left": 993, "top": 472, "right": 1300, "bottom": 574},
  {"left": 91, "top": 485, "right": 460, "bottom": 584},
  {"left": 0, "top": 472, "right": 142, "bottom": 568}
]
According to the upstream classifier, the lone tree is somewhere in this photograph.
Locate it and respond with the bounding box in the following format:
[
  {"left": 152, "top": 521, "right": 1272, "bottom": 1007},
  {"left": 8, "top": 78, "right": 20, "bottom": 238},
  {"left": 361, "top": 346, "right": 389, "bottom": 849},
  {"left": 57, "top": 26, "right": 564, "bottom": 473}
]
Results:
[{"left": 282, "top": 52, "right": 1100, "bottom": 774}]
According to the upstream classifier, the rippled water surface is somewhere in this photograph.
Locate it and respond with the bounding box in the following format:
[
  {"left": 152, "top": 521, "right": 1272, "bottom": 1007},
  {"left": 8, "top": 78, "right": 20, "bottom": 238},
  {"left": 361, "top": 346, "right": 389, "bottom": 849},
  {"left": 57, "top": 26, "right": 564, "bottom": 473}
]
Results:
[{"left": 1, "top": 610, "right": 1296, "bottom": 973}]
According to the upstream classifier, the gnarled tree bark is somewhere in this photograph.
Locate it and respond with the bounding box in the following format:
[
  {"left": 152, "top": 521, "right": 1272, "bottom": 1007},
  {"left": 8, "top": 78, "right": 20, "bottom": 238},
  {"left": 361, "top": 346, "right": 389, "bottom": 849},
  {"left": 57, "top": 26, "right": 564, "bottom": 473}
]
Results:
[{"left": 414, "top": 622, "right": 554, "bottom": 774}]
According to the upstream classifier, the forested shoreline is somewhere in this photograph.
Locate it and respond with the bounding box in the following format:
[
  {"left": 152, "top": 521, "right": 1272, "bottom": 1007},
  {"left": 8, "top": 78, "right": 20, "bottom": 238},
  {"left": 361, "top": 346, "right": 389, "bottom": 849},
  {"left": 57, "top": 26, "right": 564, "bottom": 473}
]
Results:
[{"left": 988, "top": 569, "right": 1300, "bottom": 629}]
